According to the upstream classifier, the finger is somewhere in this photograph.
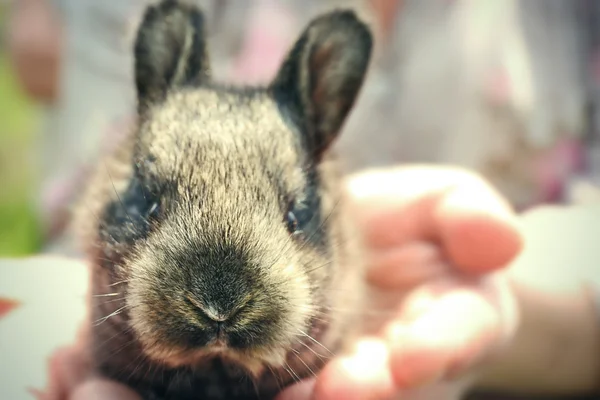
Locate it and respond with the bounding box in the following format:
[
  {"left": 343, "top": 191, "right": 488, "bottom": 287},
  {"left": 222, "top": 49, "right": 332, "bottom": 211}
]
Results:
[
  {"left": 436, "top": 179, "right": 523, "bottom": 274},
  {"left": 310, "top": 338, "right": 396, "bottom": 400},
  {"left": 69, "top": 379, "right": 142, "bottom": 400},
  {"left": 366, "top": 241, "right": 448, "bottom": 289},
  {"left": 44, "top": 345, "right": 90, "bottom": 400},
  {"left": 345, "top": 166, "right": 523, "bottom": 274},
  {"left": 275, "top": 378, "right": 315, "bottom": 400},
  {"left": 385, "top": 286, "right": 502, "bottom": 388}
]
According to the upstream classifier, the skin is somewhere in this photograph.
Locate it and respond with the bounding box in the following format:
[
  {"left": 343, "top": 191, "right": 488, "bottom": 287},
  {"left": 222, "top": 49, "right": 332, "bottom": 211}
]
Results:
[
  {"left": 476, "top": 277, "right": 600, "bottom": 395},
  {"left": 38, "top": 166, "right": 524, "bottom": 400}
]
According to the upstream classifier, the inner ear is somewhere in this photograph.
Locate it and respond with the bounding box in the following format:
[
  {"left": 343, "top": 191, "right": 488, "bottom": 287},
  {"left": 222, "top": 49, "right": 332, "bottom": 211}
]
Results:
[
  {"left": 134, "top": 0, "right": 211, "bottom": 111},
  {"left": 270, "top": 10, "right": 373, "bottom": 158}
]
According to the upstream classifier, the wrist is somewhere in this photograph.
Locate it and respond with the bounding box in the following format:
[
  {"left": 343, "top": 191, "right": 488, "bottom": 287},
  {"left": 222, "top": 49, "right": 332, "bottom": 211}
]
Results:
[
  {"left": 475, "top": 280, "right": 600, "bottom": 395},
  {"left": 580, "top": 283, "right": 600, "bottom": 391}
]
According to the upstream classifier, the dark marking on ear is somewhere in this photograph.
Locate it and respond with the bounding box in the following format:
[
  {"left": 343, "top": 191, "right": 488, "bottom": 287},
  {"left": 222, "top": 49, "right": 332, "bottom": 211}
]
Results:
[
  {"left": 270, "top": 10, "right": 373, "bottom": 158},
  {"left": 134, "top": 0, "right": 211, "bottom": 111}
]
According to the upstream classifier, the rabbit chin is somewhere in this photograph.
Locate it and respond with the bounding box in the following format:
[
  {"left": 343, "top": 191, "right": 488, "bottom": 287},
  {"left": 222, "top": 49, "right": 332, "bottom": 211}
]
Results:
[{"left": 140, "top": 340, "right": 290, "bottom": 378}]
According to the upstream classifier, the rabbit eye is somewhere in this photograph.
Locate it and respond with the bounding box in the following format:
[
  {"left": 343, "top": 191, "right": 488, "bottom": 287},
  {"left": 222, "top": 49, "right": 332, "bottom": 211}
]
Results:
[
  {"left": 147, "top": 201, "right": 161, "bottom": 220},
  {"left": 285, "top": 200, "right": 314, "bottom": 239},
  {"left": 286, "top": 210, "right": 299, "bottom": 234}
]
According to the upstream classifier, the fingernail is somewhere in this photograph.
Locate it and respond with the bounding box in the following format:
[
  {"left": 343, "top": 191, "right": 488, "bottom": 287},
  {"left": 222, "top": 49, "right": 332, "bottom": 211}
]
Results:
[
  {"left": 312, "top": 338, "right": 395, "bottom": 400},
  {"left": 341, "top": 338, "right": 390, "bottom": 378}
]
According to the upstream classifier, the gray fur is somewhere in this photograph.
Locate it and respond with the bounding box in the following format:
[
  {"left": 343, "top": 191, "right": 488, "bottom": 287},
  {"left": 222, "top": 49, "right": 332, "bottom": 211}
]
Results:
[{"left": 74, "top": 1, "right": 372, "bottom": 399}]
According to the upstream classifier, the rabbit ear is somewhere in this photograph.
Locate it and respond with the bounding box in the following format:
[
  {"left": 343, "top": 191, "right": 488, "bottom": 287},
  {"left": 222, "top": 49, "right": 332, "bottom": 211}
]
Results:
[
  {"left": 270, "top": 10, "right": 373, "bottom": 158},
  {"left": 134, "top": 0, "right": 211, "bottom": 112}
]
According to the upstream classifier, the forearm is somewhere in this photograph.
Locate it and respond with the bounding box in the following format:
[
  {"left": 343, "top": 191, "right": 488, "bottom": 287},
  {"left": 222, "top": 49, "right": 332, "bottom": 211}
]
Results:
[{"left": 475, "top": 278, "right": 600, "bottom": 395}]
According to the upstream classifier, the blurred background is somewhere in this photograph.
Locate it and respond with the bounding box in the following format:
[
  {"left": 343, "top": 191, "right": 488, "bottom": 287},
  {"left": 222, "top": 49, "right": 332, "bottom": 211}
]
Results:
[
  {"left": 1, "top": 1, "right": 600, "bottom": 400},
  {"left": 1, "top": 0, "right": 600, "bottom": 255}
]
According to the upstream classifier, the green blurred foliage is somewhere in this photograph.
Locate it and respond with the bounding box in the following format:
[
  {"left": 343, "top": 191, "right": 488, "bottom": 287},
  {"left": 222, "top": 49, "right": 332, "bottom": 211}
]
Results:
[{"left": 0, "top": 10, "right": 44, "bottom": 256}]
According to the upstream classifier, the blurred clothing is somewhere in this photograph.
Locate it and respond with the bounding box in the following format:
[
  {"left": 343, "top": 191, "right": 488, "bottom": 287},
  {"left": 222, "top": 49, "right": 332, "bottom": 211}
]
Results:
[{"left": 338, "top": 0, "right": 592, "bottom": 209}]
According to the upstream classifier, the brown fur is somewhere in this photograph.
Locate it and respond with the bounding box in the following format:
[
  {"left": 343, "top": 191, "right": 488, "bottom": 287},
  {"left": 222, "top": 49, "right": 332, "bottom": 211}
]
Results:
[{"left": 73, "top": 1, "right": 372, "bottom": 399}]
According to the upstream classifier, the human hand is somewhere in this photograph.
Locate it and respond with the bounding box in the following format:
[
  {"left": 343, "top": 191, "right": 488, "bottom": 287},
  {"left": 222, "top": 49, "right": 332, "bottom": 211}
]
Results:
[
  {"left": 39, "top": 166, "right": 523, "bottom": 400},
  {"left": 277, "top": 166, "right": 522, "bottom": 400}
]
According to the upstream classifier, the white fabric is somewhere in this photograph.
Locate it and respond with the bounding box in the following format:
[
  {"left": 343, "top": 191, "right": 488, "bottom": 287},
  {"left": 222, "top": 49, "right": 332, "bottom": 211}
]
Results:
[{"left": 509, "top": 204, "right": 600, "bottom": 293}]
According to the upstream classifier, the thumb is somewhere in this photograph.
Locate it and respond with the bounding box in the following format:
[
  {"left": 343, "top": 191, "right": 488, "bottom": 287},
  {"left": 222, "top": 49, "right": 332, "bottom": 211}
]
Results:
[{"left": 69, "top": 380, "right": 142, "bottom": 400}]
